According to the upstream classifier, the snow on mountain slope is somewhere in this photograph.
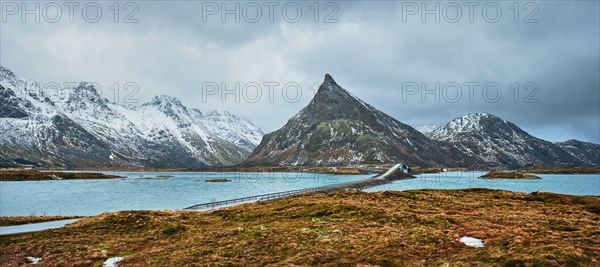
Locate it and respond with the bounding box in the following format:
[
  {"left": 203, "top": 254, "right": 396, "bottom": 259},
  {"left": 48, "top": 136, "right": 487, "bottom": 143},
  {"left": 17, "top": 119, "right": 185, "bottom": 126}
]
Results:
[
  {"left": 555, "top": 139, "right": 600, "bottom": 166},
  {"left": 415, "top": 124, "right": 439, "bottom": 136},
  {"left": 201, "top": 110, "right": 264, "bottom": 152},
  {"left": 430, "top": 113, "right": 593, "bottom": 167},
  {"left": 429, "top": 113, "right": 492, "bottom": 140},
  {"left": 0, "top": 66, "right": 263, "bottom": 168}
]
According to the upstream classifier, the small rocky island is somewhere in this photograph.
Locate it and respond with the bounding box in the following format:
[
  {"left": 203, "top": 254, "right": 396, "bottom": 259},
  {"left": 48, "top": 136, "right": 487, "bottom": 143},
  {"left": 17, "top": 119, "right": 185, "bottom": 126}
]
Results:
[
  {"left": 479, "top": 171, "right": 540, "bottom": 179},
  {"left": 205, "top": 178, "right": 231, "bottom": 182}
]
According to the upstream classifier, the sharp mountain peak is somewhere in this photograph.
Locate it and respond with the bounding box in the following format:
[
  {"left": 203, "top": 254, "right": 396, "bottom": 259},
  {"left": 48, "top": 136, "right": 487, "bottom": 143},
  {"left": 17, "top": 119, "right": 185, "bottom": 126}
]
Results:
[
  {"left": 323, "top": 73, "right": 338, "bottom": 85},
  {"left": 245, "top": 74, "right": 480, "bottom": 167}
]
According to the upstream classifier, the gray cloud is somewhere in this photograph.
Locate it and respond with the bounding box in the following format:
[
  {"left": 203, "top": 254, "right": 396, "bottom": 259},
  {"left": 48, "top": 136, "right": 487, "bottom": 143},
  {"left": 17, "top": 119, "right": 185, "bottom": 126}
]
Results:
[{"left": 1, "top": 1, "right": 598, "bottom": 143}]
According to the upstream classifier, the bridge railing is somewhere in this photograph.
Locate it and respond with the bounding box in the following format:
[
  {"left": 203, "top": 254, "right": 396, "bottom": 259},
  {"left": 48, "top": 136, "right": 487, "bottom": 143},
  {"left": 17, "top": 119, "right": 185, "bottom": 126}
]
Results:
[
  {"left": 184, "top": 164, "right": 404, "bottom": 210},
  {"left": 183, "top": 178, "right": 377, "bottom": 210}
]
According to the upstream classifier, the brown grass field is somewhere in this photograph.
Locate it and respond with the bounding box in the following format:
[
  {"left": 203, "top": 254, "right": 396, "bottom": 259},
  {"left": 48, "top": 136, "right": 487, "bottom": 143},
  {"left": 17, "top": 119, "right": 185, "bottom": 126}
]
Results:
[{"left": 1, "top": 189, "right": 599, "bottom": 266}]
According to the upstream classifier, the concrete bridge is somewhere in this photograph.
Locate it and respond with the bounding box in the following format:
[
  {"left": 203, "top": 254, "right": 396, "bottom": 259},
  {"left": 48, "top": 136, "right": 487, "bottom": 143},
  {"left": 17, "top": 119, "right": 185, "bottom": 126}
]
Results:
[{"left": 184, "top": 163, "right": 410, "bottom": 211}]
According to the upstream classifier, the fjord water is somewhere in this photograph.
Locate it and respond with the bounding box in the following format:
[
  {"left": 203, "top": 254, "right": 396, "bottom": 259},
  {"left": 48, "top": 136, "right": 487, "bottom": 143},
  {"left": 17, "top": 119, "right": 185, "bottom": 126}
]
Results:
[
  {"left": 0, "top": 219, "right": 80, "bottom": 235},
  {"left": 366, "top": 171, "right": 600, "bottom": 196},
  {"left": 1, "top": 171, "right": 598, "bottom": 216},
  {"left": 0, "top": 172, "right": 370, "bottom": 216}
]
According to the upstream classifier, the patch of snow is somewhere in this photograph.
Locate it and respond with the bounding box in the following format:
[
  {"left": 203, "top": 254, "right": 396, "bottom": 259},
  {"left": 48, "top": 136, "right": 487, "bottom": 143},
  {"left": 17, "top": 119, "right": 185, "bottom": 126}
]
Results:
[
  {"left": 460, "top": 236, "right": 484, "bottom": 247},
  {"left": 27, "top": 256, "right": 41, "bottom": 264},
  {"left": 103, "top": 256, "right": 125, "bottom": 267}
]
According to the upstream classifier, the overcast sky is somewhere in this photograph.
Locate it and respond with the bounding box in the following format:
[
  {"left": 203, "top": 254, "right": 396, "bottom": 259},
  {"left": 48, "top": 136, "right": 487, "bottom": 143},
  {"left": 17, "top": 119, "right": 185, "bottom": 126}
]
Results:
[{"left": 1, "top": 1, "right": 598, "bottom": 143}]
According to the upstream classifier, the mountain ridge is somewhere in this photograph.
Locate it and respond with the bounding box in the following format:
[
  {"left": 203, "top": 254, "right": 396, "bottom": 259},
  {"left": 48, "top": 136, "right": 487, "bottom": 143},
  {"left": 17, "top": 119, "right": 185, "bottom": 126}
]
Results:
[
  {"left": 0, "top": 66, "right": 263, "bottom": 168},
  {"left": 430, "top": 113, "right": 599, "bottom": 167},
  {"left": 2, "top": 67, "right": 596, "bottom": 169}
]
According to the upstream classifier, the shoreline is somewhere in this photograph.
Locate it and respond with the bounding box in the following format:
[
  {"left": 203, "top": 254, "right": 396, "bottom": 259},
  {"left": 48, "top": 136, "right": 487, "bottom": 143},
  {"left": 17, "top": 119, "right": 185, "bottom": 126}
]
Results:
[
  {"left": 5, "top": 164, "right": 599, "bottom": 174},
  {"left": 0, "top": 170, "right": 124, "bottom": 181},
  {"left": 0, "top": 216, "right": 83, "bottom": 227},
  {"left": 0, "top": 218, "right": 81, "bottom": 236},
  {"left": 2, "top": 165, "right": 598, "bottom": 181},
  {"left": 3, "top": 165, "right": 471, "bottom": 174}
]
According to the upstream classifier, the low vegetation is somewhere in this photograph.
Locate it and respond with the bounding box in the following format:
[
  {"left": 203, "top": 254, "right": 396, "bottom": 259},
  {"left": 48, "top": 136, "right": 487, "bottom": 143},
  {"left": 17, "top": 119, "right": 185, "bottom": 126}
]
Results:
[
  {"left": 525, "top": 165, "right": 600, "bottom": 174},
  {"left": 306, "top": 166, "right": 363, "bottom": 175},
  {"left": 1, "top": 189, "right": 598, "bottom": 266},
  {"left": 0, "top": 170, "right": 123, "bottom": 181},
  {"left": 480, "top": 171, "right": 541, "bottom": 179},
  {"left": 0, "top": 216, "right": 82, "bottom": 227}
]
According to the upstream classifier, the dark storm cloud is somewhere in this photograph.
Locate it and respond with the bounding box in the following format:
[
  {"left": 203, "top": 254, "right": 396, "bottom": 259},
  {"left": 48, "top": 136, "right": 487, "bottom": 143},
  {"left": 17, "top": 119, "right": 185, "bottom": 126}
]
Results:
[{"left": 1, "top": 1, "right": 598, "bottom": 142}]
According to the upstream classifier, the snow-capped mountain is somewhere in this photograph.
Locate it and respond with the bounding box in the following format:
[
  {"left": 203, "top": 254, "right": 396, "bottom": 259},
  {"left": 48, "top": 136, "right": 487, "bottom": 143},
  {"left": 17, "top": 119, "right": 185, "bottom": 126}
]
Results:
[
  {"left": 244, "top": 74, "right": 480, "bottom": 167},
  {"left": 555, "top": 139, "right": 600, "bottom": 166},
  {"left": 0, "top": 66, "right": 263, "bottom": 168},
  {"left": 415, "top": 124, "right": 438, "bottom": 136},
  {"left": 429, "top": 113, "right": 598, "bottom": 167},
  {"left": 202, "top": 110, "right": 263, "bottom": 152}
]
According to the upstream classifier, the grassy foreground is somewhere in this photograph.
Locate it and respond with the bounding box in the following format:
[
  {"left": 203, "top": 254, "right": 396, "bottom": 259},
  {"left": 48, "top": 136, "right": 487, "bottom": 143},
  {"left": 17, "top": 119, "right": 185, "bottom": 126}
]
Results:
[{"left": 1, "top": 189, "right": 599, "bottom": 266}]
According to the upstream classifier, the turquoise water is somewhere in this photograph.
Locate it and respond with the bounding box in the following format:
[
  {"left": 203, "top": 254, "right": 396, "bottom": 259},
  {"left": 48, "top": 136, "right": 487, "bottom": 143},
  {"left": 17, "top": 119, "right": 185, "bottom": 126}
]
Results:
[
  {"left": 0, "top": 172, "right": 369, "bottom": 216},
  {"left": 366, "top": 171, "right": 600, "bottom": 196},
  {"left": 0, "top": 171, "right": 598, "bottom": 216},
  {"left": 0, "top": 219, "right": 80, "bottom": 235}
]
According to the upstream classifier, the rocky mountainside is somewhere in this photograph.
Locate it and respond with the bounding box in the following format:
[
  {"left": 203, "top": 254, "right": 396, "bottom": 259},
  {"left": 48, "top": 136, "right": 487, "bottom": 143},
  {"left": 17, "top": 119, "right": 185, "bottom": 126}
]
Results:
[
  {"left": 0, "top": 66, "right": 263, "bottom": 168},
  {"left": 555, "top": 139, "right": 600, "bottom": 166},
  {"left": 244, "top": 74, "right": 480, "bottom": 167},
  {"left": 429, "top": 113, "right": 599, "bottom": 167}
]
